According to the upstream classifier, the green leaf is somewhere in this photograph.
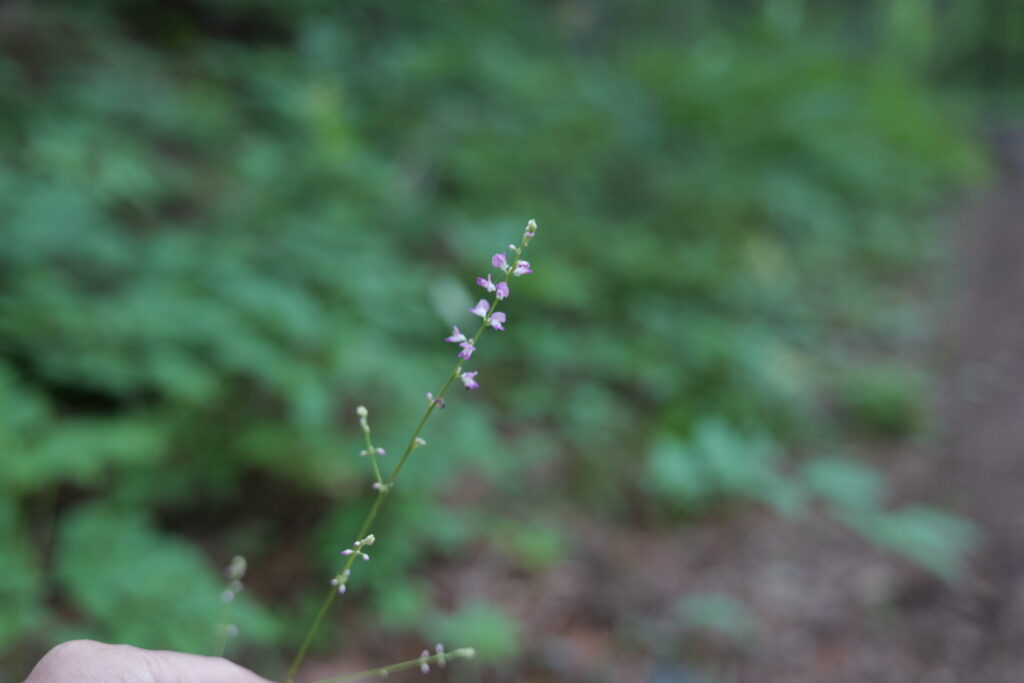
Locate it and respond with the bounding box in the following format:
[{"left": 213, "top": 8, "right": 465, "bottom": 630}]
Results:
[
  {"left": 55, "top": 503, "right": 280, "bottom": 652},
  {"left": 854, "top": 505, "right": 977, "bottom": 580}
]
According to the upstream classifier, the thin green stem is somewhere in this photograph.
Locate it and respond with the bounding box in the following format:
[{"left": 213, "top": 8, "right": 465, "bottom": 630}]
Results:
[
  {"left": 212, "top": 600, "right": 232, "bottom": 657},
  {"left": 307, "top": 648, "right": 475, "bottom": 683},
  {"left": 284, "top": 588, "right": 337, "bottom": 683},
  {"left": 284, "top": 490, "right": 391, "bottom": 682},
  {"left": 282, "top": 227, "right": 534, "bottom": 683}
]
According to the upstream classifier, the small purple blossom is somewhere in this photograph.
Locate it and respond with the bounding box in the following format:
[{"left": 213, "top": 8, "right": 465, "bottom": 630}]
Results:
[
  {"left": 469, "top": 299, "right": 490, "bottom": 318},
  {"left": 496, "top": 282, "right": 509, "bottom": 300},
  {"left": 445, "top": 326, "right": 467, "bottom": 343},
  {"left": 513, "top": 260, "right": 532, "bottom": 277},
  {"left": 460, "top": 371, "right": 479, "bottom": 390},
  {"left": 492, "top": 252, "right": 509, "bottom": 270},
  {"left": 477, "top": 274, "right": 496, "bottom": 293},
  {"left": 458, "top": 340, "right": 475, "bottom": 360},
  {"left": 489, "top": 311, "right": 506, "bottom": 331}
]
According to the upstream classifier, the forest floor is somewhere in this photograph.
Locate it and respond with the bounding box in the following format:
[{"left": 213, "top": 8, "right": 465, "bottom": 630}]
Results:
[{"left": 303, "top": 140, "right": 1024, "bottom": 683}]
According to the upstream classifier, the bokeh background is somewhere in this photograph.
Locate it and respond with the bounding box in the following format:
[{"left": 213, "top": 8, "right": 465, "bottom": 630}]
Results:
[{"left": 1, "top": 1, "right": 1022, "bottom": 681}]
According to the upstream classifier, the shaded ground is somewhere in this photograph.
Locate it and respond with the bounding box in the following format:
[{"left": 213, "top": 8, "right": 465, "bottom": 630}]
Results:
[{"left": 302, "top": 139, "right": 1024, "bottom": 683}]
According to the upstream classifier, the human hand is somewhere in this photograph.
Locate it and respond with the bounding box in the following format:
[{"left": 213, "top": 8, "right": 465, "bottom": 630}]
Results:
[{"left": 24, "top": 640, "right": 271, "bottom": 683}]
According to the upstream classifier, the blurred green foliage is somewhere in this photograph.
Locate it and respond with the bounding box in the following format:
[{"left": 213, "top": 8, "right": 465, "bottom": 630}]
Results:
[
  {"left": 676, "top": 592, "right": 758, "bottom": 647},
  {"left": 0, "top": 0, "right": 997, "bottom": 675}
]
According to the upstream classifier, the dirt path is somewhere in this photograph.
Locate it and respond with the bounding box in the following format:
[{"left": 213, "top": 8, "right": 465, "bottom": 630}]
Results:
[
  {"left": 734, "top": 136, "right": 1024, "bottom": 683},
  {"left": 923, "top": 136, "right": 1024, "bottom": 683}
]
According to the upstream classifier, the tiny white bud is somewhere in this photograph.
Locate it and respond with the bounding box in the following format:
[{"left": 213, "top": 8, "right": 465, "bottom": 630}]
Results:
[
  {"left": 225, "top": 555, "right": 247, "bottom": 580},
  {"left": 413, "top": 437, "right": 426, "bottom": 449},
  {"left": 221, "top": 590, "right": 235, "bottom": 603},
  {"left": 376, "top": 447, "right": 386, "bottom": 456},
  {"left": 356, "top": 406, "right": 368, "bottom": 418},
  {"left": 359, "top": 449, "right": 368, "bottom": 457},
  {"left": 343, "top": 569, "right": 350, "bottom": 577},
  {"left": 338, "top": 583, "right": 347, "bottom": 594}
]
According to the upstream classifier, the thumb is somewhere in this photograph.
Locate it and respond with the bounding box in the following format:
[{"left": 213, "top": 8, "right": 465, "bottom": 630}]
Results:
[{"left": 24, "top": 640, "right": 272, "bottom": 683}]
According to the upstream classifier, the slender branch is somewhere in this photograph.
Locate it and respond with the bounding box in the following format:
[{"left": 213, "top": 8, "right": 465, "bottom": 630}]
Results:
[
  {"left": 282, "top": 223, "right": 535, "bottom": 683},
  {"left": 307, "top": 648, "right": 476, "bottom": 683}
]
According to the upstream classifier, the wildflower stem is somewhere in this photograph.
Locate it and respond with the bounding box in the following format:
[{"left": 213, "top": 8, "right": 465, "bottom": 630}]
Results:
[
  {"left": 306, "top": 648, "right": 476, "bottom": 683},
  {"left": 212, "top": 600, "right": 232, "bottom": 657},
  {"left": 284, "top": 587, "right": 337, "bottom": 683},
  {"left": 282, "top": 225, "right": 534, "bottom": 683}
]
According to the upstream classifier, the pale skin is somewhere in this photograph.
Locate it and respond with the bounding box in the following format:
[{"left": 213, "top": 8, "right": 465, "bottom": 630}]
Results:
[{"left": 24, "top": 640, "right": 270, "bottom": 683}]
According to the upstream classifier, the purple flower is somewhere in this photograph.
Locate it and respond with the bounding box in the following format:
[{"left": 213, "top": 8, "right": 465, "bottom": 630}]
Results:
[
  {"left": 489, "top": 311, "right": 506, "bottom": 331},
  {"left": 445, "top": 326, "right": 466, "bottom": 343},
  {"left": 468, "top": 299, "right": 490, "bottom": 318},
  {"left": 477, "top": 274, "right": 496, "bottom": 293},
  {"left": 458, "top": 340, "right": 475, "bottom": 360},
  {"left": 492, "top": 252, "right": 509, "bottom": 270},
  {"left": 496, "top": 282, "right": 509, "bottom": 300},
  {"left": 460, "top": 371, "right": 479, "bottom": 390},
  {"left": 513, "top": 260, "right": 532, "bottom": 277}
]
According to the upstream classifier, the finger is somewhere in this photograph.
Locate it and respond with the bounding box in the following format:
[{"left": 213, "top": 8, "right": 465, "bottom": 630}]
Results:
[{"left": 23, "top": 640, "right": 272, "bottom": 683}]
